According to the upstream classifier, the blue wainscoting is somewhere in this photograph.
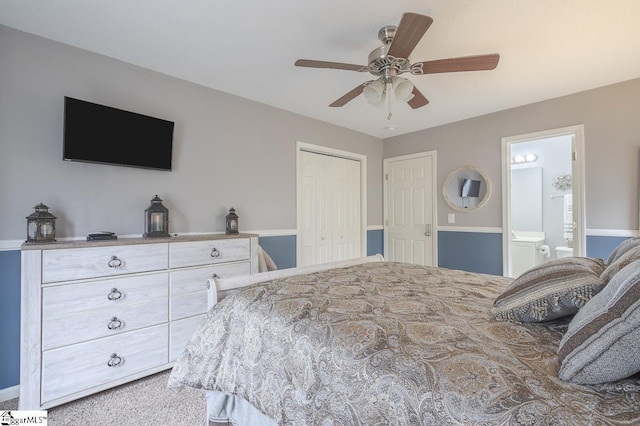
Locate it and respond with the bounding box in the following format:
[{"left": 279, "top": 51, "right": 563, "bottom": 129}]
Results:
[
  {"left": 0, "top": 250, "right": 20, "bottom": 391},
  {"left": 258, "top": 235, "right": 297, "bottom": 269},
  {"left": 367, "top": 228, "right": 384, "bottom": 258},
  {"left": 586, "top": 235, "right": 629, "bottom": 261},
  {"left": 437, "top": 231, "right": 503, "bottom": 275}
]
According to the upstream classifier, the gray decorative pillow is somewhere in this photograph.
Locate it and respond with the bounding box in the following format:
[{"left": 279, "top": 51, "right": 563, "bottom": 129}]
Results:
[
  {"left": 557, "top": 260, "right": 640, "bottom": 384},
  {"left": 606, "top": 237, "right": 640, "bottom": 265},
  {"left": 600, "top": 245, "right": 640, "bottom": 285},
  {"left": 492, "top": 257, "right": 605, "bottom": 323}
]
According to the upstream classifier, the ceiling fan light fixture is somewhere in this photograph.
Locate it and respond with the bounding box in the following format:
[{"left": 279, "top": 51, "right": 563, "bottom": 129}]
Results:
[
  {"left": 393, "top": 77, "right": 414, "bottom": 102},
  {"left": 363, "top": 79, "right": 385, "bottom": 105},
  {"left": 364, "top": 77, "right": 414, "bottom": 107}
]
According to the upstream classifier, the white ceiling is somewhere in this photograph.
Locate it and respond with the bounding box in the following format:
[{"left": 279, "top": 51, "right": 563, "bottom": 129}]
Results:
[{"left": 2, "top": 1, "right": 640, "bottom": 138}]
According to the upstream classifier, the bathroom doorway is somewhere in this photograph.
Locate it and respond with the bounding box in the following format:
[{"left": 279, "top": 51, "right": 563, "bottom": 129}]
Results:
[{"left": 501, "top": 125, "right": 585, "bottom": 277}]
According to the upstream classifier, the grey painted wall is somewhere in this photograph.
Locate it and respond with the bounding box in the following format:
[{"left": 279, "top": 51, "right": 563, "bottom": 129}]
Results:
[
  {"left": 0, "top": 25, "right": 383, "bottom": 241},
  {"left": 383, "top": 78, "right": 640, "bottom": 233}
]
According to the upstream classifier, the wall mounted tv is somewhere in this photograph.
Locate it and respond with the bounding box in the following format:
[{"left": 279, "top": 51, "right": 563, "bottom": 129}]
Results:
[{"left": 63, "top": 96, "right": 175, "bottom": 171}]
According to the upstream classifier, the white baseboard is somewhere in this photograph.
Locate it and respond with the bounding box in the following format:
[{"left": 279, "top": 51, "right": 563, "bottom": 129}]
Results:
[{"left": 0, "top": 384, "right": 19, "bottom": 403}]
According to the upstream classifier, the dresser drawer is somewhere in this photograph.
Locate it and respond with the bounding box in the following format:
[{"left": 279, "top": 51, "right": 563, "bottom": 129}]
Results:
[
  {"left": 43, "top": 273, "right": 168, "bottom": 349},
  {"left": 41, "top": 324, "right": 168, "bottom": 405},
  {"left": 169, "top": 238, "right": 250, "bottom": 268},
  {"left": 169, "top": 315, "right": 204, "bottom": 362},
  {"left": 42, "top": 243, "right": 168, "bottom": 283},
  {"left": 170, "top": 262, "right": 250, "bottom": 320},
  {"left": 43, "top": 273, "right": 168, "bottom": 319}
]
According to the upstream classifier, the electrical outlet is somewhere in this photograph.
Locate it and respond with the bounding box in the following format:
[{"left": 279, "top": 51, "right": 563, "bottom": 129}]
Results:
[{"left": 448, "top": 213, "right": 455, "bottom": 224}]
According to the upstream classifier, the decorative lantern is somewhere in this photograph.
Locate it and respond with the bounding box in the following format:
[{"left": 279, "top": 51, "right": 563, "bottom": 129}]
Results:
[
  {"left": 225, "top": 207, "right": 239, "bottom": 234},
  {"left": 26, "top": 203, "right": 57, "bottom": 243},
  {"left": 144, "top": 195, "right": 170, "bottom": 238}
]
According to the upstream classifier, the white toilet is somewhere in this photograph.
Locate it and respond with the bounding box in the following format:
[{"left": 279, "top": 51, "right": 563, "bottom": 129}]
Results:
[{"left": 555, "top": 246, "right": 573, "bottom": 259}]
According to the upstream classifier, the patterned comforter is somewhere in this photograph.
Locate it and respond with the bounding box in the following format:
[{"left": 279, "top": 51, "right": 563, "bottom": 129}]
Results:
[{"left": 168, "top": 262, "right": 640, "bottom": 425}]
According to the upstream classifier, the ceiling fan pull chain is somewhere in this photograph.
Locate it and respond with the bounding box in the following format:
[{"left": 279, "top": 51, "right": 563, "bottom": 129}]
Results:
[{"left": 387, "top": 81, "right": 393, "bottom": 120}]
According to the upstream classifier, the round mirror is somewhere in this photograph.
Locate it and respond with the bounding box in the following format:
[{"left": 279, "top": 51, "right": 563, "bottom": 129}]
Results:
[{"left": 443, "top": 166, "right": 492, "bottom": 212}]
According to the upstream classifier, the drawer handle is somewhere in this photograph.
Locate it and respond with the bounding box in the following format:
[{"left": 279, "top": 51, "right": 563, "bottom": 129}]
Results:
[
  {"left": 206, "top": 273, "right": 219, "bottom": 290},
  {"left": 108, "top": 317, "right": 123, "bottom": 330},
  {"left": 107, "top": 353, "right": 123, "bottom": 367},
  {"left": 210, "top": 248, "right": 221, "bottom": 258},
  {"left": 108, "top": 256, "right": 123, "bottom": 268},
  {"left": 107, "top": 288, "right": 123, "bottom": 301}
]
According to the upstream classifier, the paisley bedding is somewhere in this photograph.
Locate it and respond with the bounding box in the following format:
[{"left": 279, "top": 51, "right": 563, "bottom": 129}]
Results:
[{"left": 168, "top": 261, "right": 640, "bottom": 425}]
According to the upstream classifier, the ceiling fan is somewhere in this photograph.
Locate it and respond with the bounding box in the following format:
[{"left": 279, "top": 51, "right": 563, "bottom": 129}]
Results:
[{"left": 295, "top": 12, "right": 500, "bottom": 119}]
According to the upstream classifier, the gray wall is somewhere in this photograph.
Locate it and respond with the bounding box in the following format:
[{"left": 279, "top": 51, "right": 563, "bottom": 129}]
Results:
[
  {"left": 0, "top": 25, "right": 383, "bottom": 241},
  {"left": 384, "top": 78, "right": 640, "bottom": 233}
]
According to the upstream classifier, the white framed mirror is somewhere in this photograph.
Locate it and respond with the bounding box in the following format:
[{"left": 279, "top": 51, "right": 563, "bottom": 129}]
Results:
[{"left": 443, "top": 166, "right": 492, "bottom": 212}]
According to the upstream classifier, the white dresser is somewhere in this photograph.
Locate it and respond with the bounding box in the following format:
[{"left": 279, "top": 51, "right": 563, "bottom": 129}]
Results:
[{"left": 19, "top": 233, "right": 258, "bottom": 410}]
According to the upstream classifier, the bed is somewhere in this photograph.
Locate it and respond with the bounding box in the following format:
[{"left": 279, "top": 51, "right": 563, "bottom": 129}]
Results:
[{"left": 168, "top": 250, "right": 640, "bottom": 425}]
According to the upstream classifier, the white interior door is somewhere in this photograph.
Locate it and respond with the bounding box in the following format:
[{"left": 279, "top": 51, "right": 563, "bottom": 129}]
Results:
[
  {"left": 502, "top": 125, "right": 585, "bottom": 277},
  {"left": 298, "top": 149, "right": 362, "bottom": 266},
  {"left": 384, "top": 152, "right": 437, "bottom": 266}
]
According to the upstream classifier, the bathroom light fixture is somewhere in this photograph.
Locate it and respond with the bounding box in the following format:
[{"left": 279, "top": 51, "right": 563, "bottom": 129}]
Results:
[
  {"left": 363, "top": 76, "right": 415, "bottom": 120},
  {"left": 511, "top": 153, "right": 538, "bottom": 164}
]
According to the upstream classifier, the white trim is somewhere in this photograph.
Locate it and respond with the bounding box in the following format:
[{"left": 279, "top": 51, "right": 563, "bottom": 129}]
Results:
[
  {"left": 367, "top": 225, "right": 383, "bottom": 231},
  {"left": 501, "top": 125, "right": 586, "bottom": 277},
  {"left": 586, "top": 229, "right": 638, "bottom": 238},
  {"left": 296, "top": 141, "right": 368, "bottom": 267},
  {"left": 252, "top": 229, "right": 297, "bottom": 237},
  {"left": 0, "top": 240, "right": 24, "bottom": 251},
  {"left": 437, "top": 226, "right": 502, "bottom": 234},
  {"left": 0, "top": 384, "right": 19, "bottom": 402},
  {"left": 383, "top": 151, "right": 438, "bottom": 266}
]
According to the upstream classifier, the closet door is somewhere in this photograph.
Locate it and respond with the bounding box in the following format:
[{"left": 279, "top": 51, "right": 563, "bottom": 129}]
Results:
[{"left": 299, "top": 151, "right": 361, "bottom": 266}]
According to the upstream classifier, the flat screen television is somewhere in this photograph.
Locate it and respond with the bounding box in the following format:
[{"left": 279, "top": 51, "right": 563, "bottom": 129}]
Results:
[
  {"left": 63, "top": 96, "right": 174, "bottom": 171},
  {"left": 461, "top": 178, "right": 481, "bottom": 198}
]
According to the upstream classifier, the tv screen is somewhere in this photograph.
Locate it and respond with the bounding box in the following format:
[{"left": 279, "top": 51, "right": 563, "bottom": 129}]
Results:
[
  {"left": 63, "top": 97, "right": 174, "bottom": 171},
  {"left": 461, "top": 178, "right": 481, "bottom": 197}
]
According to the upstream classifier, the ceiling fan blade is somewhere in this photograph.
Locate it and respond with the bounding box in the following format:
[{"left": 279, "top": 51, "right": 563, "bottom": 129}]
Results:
[
  {"left": 417, "top": 54, "right": 500, "bottom": 74},
  {"left": 407, "top": 87, "right": 429, "bottom": 109},
  {"left": 295, "top": 59, "right": 367, "bottom": 72},
  {"left": 387, "top": 13, "right": 433, "bottom": 59},
  {"left": 329, "top": 83, "right": 368, "bottom": 107}
]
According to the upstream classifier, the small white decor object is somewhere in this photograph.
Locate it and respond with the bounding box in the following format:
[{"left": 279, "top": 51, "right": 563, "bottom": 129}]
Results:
[{"left": 552, "top": 173, "right": 572, "bottom": 191}]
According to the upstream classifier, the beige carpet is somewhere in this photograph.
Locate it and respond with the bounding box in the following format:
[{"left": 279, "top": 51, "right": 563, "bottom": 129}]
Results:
[{"left": 1, "top": 370, "right": 207, "bottom": 425}]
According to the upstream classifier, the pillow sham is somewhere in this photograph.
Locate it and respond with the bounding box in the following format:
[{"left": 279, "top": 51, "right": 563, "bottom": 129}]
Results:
[
  {"left": 600, "top": 245, "right": 640, "bottom": 285},
  {"left": 557, "top": 259, "right": 640, "bottom": 384},
  {"left": 492, "top": 257, "right": 605, "bottom": 323},
  {"left": 606, "top": 237, "right": 640, "bottom": 265}
]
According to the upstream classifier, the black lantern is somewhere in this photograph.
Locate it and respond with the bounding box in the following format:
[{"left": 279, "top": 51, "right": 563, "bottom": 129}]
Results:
[
  {"left": 26, "top": 203, "right": 57, "bottom": 243},
  {"left": 144, "top": 195, "right": 170, "bottom": 238},
  {"left": 225, "top": 207, "right": 239, "bottom": 234}
]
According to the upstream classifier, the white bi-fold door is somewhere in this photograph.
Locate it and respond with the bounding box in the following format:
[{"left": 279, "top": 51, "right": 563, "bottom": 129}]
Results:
[{"left": 298, "top": 149, "right": 362, "bottom": 266}]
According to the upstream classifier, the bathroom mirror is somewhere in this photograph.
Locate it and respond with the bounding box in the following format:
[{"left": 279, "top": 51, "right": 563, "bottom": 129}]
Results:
[{"left": 443, "top": 166, "right": 492, "bottom": 212}]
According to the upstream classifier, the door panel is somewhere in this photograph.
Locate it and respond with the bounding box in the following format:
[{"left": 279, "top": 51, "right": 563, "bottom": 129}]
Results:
[{"left": 385, "top": 154, "right": 435, "bottom": 266}]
